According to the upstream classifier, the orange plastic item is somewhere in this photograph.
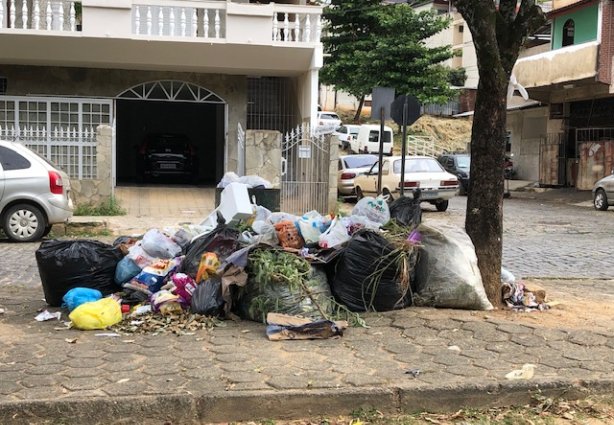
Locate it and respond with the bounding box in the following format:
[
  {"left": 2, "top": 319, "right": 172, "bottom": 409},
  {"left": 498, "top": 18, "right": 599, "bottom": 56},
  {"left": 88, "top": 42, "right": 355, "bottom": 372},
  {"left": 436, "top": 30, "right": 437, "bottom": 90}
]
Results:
[
  {"left": 195, "top": 252, "right": 220, "bottom": 283},
  {"left": 274, "top": 221, "right": 305, "bottom": 250}
]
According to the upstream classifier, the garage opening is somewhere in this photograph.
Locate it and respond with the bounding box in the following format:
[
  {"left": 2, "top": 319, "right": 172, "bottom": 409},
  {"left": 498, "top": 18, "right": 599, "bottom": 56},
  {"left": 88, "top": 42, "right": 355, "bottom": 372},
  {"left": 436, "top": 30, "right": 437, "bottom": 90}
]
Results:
[{"left": 115, "top": 81, "right": 226, "bottom": 186}]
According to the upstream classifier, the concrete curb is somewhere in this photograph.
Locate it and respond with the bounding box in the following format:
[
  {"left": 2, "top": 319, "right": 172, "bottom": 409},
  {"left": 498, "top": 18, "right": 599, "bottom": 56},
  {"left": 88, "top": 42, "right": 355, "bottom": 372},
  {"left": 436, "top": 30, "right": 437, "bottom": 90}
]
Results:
[{"left": 1, "top": 378, "right": 613, "bottom": 424}]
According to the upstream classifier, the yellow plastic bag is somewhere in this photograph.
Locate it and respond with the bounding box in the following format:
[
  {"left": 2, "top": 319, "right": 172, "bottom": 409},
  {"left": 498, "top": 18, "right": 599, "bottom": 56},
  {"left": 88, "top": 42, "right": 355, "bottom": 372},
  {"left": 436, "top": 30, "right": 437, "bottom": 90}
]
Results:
[{"left": 69, "top": 298, "right": 122, "bottom": 330}]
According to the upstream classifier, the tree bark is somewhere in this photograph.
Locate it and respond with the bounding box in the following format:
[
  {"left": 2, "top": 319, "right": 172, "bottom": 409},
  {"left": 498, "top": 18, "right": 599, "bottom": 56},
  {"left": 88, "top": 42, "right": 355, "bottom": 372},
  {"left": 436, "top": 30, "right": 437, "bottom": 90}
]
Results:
[
  {"left": 354, "top": 95, "right": 365, "bottom": 123},
  {"left": 453, "top": 0, "right": 545, "bottom": 308}
]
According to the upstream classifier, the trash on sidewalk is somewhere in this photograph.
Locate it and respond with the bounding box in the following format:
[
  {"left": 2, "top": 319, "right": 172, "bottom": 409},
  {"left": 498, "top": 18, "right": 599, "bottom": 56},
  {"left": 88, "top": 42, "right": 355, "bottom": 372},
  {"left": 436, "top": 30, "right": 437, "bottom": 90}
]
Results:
[
  {"left": 69, "top": 297, "right": 123, "bottom": 330},
  {"left": 501, "top": 278, "right": 549, "bottom": 312},
  {"left": 413, "top": 224, "right": 493, "bottom": 311},
  {"left": 36, "top": 175, "right": 539, "bottom": 338},
  {"left": 266, "top": 313, "right": 347, "bottom": 340},
  {"left": 505, "top": 363, "right": 536, "bottom": 380},
  {"left": 35, "top": 310, "right": 62, "bottom": 321}
]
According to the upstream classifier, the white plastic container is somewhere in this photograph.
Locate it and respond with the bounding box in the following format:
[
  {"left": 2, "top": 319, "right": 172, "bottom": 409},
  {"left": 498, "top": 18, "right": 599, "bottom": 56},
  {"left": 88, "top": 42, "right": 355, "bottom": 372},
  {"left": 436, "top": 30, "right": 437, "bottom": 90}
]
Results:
[{"left": 218, "top": 182, "right": 253, "bottom": 224}]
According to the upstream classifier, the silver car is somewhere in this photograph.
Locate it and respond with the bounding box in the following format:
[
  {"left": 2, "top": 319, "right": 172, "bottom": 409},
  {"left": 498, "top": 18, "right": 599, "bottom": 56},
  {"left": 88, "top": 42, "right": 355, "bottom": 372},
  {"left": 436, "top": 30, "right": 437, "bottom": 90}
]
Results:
[
  {"left": 0, "top": 140, "right": 73, "bottom": 242},
  {"left": 592, "top": 169, "right": 614, "bottom": 211},
  {"left": 337, "top": 154, "right": 378, "bottom": 199}
]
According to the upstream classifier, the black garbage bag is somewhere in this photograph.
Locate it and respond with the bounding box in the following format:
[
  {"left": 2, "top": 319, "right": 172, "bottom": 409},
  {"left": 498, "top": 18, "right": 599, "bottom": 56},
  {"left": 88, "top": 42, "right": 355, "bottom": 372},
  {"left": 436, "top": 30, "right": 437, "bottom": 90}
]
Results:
[
  {"left": 190, "top": 277, "right": 225, "bottom": 317},
  {"left": 180, "top": 225, "right": 241, "bottom": 279},
  {"left": 331, "top": 230, "right": 413, "bottom": 312},
  {"left": 236, "top": 250, "right": 333, "bottom": 323},
  {"left": 389, "top": 190, "right": 422, "bottom": 227},
  {"left": 36, "top": 240, "right": 124, "bottom": 307}
]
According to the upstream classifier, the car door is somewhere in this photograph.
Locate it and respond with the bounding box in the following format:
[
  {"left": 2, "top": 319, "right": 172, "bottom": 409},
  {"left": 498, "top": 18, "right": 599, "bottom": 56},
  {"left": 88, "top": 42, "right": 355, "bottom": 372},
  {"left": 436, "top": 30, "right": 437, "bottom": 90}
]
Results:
[
  {"left": 363, "top": 162, "right": 379, "bottom": 193},
  {"left": 605, "top": 173, "right": 614, "bottom": 200},
  {"left": 0, "top": 160, "right": 4, "bottom": 202}
]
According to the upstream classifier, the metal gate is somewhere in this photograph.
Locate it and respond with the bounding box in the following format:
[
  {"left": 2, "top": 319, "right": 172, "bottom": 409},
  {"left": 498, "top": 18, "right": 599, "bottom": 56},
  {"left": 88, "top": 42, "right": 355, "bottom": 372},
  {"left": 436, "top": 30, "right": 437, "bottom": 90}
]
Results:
[
  {"left": 539, "top": 133, "right": 565, "bottom": 186},
  {"left": 281, "top": 125, "right": 330, "bottom": 214}
]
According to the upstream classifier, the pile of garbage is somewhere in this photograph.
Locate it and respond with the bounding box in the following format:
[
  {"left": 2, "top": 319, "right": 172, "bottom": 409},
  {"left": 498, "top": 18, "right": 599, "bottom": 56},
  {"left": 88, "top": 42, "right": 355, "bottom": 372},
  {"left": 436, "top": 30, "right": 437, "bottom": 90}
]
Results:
[{"left": 35, "top": 181, "right": 495, "bottom": 340}]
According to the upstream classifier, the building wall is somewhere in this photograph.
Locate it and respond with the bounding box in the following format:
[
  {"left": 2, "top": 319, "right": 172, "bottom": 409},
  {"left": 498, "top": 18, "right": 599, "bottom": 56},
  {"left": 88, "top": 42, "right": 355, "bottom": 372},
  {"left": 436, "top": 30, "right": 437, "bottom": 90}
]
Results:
[
  {"left": 507, "top": 107, "right": 549, "bottom": 181},
  {"left": 598, "top": 0, "right": 614, "bottom": 85},
  {"left": 0, "top": 65, "right": 247, "bottom": 175},
  {"left": 552, "top": 4, "right": 599, "bottom": 49}
]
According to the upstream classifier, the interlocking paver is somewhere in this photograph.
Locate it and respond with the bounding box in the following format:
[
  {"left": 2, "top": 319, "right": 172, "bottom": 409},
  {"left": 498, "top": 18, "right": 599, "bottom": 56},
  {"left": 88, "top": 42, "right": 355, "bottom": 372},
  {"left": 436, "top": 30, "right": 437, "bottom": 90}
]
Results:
[{"left": 1, "top": 194, "right": 614, "bottom": 423}]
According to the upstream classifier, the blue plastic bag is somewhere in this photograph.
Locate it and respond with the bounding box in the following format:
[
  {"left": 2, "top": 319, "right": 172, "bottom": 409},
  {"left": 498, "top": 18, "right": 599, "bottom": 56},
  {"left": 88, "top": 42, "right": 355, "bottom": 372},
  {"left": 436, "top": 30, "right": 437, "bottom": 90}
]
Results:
[
  {"left": 115, "top": 257, "right": 142, "bottom": 285},
  {"left": 62, "top": 287, "right": 103, "bottom": 312}
]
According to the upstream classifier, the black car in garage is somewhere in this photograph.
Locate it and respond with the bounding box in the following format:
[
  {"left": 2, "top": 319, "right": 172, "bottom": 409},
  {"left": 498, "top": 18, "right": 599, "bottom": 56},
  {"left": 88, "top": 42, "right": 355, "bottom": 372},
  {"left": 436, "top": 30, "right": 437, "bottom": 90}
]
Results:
[{"left": 138, "top": 133, "right": 198, "bottom": 182}]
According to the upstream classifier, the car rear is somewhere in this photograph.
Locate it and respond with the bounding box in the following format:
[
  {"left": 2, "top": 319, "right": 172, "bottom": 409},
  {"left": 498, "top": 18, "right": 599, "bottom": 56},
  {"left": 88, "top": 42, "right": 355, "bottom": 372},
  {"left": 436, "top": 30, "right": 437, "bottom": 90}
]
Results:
[
  {"left": 0, "top": 141, "right": 73, "bottom": 241},
  {"left": 338, "top": 154, "right": 378, "bottom": 196}
]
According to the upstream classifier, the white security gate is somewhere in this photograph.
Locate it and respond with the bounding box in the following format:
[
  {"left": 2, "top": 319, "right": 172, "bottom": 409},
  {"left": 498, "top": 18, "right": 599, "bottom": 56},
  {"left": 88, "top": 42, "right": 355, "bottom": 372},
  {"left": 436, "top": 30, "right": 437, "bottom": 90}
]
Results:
[
  {"left": 0, "top": 96, "right": 112, "bottom": 179},
  {"left": 281, "top": 125, "right": 330, "bottom": 214}
]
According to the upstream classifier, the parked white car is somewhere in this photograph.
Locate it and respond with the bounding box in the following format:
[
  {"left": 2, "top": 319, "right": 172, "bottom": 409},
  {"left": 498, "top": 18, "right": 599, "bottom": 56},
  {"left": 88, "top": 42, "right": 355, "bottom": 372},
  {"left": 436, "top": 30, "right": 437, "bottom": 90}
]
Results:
[
  {"left": 333, "top": 124, "right": 360, "bottom": 150},
  {"left": 353, "top": 155, "right": 459, "bottom": 211},
  {"left": 0, "top": 140, "right": 73, "bottom": 241},
  {"left": 350, "top": 124, "right": 394, "bottom": 156},
  {"left": 337, "top": 154, "right": 378, "bottom": 199},
  {"left": 314, "top": 111, "right": 342, "bottom": 135},
  {"left": 592, "top": 168, "right": 614, "bottom": 211}
]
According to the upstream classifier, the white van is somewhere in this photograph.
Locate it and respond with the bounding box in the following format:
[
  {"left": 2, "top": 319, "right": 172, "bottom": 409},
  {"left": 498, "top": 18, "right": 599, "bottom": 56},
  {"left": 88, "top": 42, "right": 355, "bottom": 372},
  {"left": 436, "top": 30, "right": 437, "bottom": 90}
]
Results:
[{"left": 350, "top": 125, "right": 394, "bottom": 155}]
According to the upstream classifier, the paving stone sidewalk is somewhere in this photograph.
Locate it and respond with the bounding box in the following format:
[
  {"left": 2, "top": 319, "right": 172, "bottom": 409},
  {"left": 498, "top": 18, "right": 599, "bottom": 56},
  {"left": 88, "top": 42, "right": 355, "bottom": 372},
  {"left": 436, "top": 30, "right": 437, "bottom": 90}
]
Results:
[{"left": 1, "top": 279, "right": 614, "bottom": 424}]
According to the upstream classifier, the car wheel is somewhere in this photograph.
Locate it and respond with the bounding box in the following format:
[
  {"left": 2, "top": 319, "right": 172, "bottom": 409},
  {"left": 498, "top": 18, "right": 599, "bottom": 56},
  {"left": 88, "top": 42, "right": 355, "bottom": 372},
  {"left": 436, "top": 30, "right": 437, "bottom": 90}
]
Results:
[
  {"left": 594, "top": 189, "right": 609, "bottom": 211},
  {"left": 435, "top": 200, "right": 449, "bottom": 212},
  {"left": 3, "top": 204, "right": 47, "bottom": 242},
  {"left": 42, "top": 225, "right": 53, "bottom": 237},
  {"left": 355, "top": 186, "right": 364, "bottom": 200}
]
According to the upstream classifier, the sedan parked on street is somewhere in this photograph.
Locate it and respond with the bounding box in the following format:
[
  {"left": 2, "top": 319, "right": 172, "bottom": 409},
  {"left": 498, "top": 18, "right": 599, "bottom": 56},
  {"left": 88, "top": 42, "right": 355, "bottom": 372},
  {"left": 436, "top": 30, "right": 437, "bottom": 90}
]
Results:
[
  {"left": 0, "top": 140, "right": 73, "bottom": 242},
  {"left": 438, "top": 153, "right": 470, "bottom": 195},
  {"left": 337, "top": 154, "right": 378, "bottom": 199},
  {"left": 592, "top": 169, "right": 614, "bottom": 211},
  {"left": 353, "top": 155, "right": 459, "bottom": 211}
]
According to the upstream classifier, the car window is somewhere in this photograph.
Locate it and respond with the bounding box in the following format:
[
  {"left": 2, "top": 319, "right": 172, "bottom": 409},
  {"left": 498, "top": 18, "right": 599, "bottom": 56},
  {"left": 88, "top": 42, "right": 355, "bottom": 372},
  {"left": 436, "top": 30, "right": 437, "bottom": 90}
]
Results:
[
  {"left": 336, "top": 126, "right": 347, "bottom": 133},
  {"left": 368, "top": 162, "right": 379, "bottom": 175},
  {"left": 393, "top": 158, "right": 445, "bottom": 173},
  {"left": 0, "top": 146, "right": 31, "bottom": 170},
  {"left": 368, "top": 130, "right": 392, "bottom": 144},
  {"left": 381, "top": 160, "right": 390, "bottom": 175},
  {"left": 446, "top": 158, "right": 455, "bottom": 168},
  {"left": 349, "top": 127, "right": 360, "bottom": 135},
  {"left": 344, "top": 155, "right": 377, "bottom": 169},
  {"left": 320, "top": 113, "right": 339, "bottom": 120},
  {"left": 456, "top": 155, "right": 470, "bottom": 168}
]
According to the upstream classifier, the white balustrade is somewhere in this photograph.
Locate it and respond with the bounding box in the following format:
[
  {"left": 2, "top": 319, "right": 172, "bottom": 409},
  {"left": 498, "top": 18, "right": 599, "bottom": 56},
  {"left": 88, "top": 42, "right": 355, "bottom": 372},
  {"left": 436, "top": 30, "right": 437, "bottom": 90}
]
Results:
[
  {"left": 0, "top": 1, "right": 4, "bottom": 29},
  {"left": 33, "top": 0, "right": 40, "bottom": 30},
  {"left": 21, "top": 0, "right": 27, "bottom": 29},
  {"left": 131, "top": 3, "right": 226, "bottom": 39}
]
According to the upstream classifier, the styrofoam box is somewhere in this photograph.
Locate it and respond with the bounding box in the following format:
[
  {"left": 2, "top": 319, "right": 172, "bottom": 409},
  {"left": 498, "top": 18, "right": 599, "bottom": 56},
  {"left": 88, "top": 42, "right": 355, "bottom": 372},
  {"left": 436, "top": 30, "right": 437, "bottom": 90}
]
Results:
[{"left": 219, "top": 182, "right": 253, "bottom": 223}]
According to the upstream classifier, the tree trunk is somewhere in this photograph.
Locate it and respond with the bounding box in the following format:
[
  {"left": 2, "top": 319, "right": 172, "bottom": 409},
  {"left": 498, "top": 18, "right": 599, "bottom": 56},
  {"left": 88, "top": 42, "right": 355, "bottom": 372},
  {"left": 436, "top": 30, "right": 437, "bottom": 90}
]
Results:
[
  {"left": 354, "top": 95, "right": 365, "bottom": 123},
  {"left": 465, "top": 79, "right": 507, "bottom": 308}
]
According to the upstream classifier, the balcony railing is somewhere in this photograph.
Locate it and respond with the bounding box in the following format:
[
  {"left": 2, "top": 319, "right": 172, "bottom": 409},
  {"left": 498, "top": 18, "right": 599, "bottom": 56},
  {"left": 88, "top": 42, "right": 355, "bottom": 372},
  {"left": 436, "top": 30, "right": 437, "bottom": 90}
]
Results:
[
  {"left": 0, "top": 0, "right": 79, "bottom": 31},
  {"left": 0, "top": 0, "right": 322, "bottom": 44}
]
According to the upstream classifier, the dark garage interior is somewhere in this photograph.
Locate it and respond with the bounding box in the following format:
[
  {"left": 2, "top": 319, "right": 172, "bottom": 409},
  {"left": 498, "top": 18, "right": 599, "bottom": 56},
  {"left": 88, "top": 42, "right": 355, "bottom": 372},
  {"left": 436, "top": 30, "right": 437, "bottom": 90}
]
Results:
[{"left": 116, "top": 99, "right": 225, "bottom": 186}]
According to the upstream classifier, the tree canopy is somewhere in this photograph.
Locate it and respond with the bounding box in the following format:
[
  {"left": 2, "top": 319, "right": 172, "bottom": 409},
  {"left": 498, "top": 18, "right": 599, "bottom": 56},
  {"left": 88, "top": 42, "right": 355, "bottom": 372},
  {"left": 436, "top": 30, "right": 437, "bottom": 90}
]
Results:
[{"left": 321, "top": 1, "right": 457, "bottom": 105}]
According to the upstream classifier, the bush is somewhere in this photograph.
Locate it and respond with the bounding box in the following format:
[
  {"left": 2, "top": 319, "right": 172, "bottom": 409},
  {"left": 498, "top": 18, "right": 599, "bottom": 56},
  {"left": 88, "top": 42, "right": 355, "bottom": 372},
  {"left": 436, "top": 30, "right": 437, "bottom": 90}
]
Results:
[{"left": 74, "top": 197, "right": 126, "bottom": 216}]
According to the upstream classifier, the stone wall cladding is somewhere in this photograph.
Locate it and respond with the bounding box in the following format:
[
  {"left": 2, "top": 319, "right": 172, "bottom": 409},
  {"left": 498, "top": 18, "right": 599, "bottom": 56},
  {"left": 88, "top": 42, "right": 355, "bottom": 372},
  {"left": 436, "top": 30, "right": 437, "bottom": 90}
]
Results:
[
  {"left": 245, "top": 130, "right": 282, "bottom": 188},
  {"left": 70, "top": 125, "right": 113, "bottom": 205}
]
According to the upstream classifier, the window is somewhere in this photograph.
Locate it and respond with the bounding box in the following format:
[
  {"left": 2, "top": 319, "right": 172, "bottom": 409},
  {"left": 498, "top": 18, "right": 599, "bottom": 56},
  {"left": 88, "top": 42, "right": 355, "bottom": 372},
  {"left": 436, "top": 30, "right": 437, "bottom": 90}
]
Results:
[
  {"left": 0, "top": 146, "right": 31, "bottom": 170},
  {"left": 458, "top": 25, "right": 464, "bottom": 33},
  {"left": 368, "top": 130, "right": 392, "bottom": 144},
  {"left": 562, "top": 19, "right": 575, "bottom": 47},
  {"left": 393, "top": 158, "right": 444, "bottom": 174},
  {"left": 505, "top": 131, "right": 512, "bottom": 153}
]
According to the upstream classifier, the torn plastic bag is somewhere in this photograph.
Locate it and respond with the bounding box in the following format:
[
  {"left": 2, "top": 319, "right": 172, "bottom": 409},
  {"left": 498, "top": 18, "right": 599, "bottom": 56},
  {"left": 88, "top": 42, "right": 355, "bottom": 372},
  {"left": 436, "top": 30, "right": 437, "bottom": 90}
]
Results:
[
  {"left": 36, "top": 240, "right": 124, "bottom": 307},
  {"left": 141, "top": 229, "right": 182, "bottom": 259},
  {"left": 413, "top": 224, "right": 493, "bottom": 310},
  {"left": 69, "top": 297, "right": 123, "bottom": 330},
  {"left": 297, "top": 211, "right": 326, "bottom": 245},
  {"left": 389, "top": 193, "right": 422, "bottom": 227},
  {"left": 237, "top": 257, "right": 333, "bottom": 323},
  {"left": 352, "top": 196, "right": 390, "bottom": 226},
  {"left": 114, "top": 257, "right": 142, "bottom": 285},
  {"left": 190, "top": 277, "right": 225, "bottom": 317},
  {"left": 126, "top": 242, "right": 158, "bottom": 269},
  {"left": 318, "top": 217, "right": 350, "bottom": 249},
  {"left": 217, "top": 171, "right": 241, "bottom": 188},
  {"left": 274, "top": 220, "right": 304, "bottom": 249},
  {"left": 62, "top": 287, "right": 102, "bottom": 312},
  {"left": 180, "top": 225, "right": 241, "bottom": 278},
  {"left": 331, "top": 230, "right": 413, "bottom": 312}
]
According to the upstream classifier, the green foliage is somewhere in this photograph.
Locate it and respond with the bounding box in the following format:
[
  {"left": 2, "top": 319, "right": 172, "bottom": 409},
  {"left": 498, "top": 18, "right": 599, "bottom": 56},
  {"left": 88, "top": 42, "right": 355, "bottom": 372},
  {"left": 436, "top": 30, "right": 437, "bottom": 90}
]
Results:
[
  {"left": 74, "top": 196, "right": 127, "bottom": 216},
  {"left": 321, "top": 2, "right": 457, "bottom": 104},
  {"left": 448, "top": 67, "right": 467, "bottom": 87}
]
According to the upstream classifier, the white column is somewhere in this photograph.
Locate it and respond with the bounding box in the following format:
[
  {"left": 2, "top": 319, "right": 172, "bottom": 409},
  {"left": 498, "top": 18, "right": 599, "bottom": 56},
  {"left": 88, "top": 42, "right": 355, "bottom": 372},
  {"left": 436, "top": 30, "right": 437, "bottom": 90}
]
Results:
[{"left": 21, "top": 0, "right": 28, "bottom": 29}]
